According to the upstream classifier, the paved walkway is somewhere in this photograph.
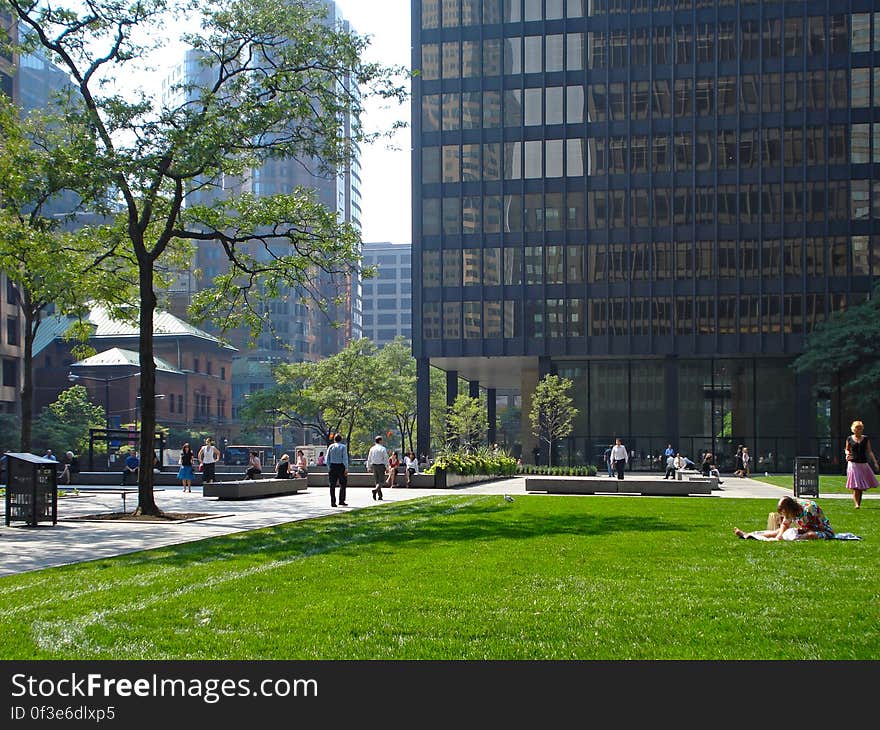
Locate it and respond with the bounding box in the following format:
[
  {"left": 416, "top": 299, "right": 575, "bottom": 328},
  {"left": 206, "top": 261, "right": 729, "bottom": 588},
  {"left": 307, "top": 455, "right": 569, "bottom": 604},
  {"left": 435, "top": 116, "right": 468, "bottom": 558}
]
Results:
[{"left": 1, "top": 474, "right": 874, "bottom": 576}]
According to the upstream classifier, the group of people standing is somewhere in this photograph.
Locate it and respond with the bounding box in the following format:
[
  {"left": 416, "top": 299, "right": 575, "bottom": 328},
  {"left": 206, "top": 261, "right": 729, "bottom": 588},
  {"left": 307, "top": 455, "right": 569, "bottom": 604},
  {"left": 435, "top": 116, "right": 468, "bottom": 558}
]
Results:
[{"left": 175, "top": 438, "right": 221, "bottom": 491}]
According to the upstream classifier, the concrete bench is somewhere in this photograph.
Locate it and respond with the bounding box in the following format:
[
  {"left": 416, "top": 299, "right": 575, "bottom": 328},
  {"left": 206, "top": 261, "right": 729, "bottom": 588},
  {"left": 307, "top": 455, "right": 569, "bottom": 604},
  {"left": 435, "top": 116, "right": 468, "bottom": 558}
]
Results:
[
  {"left": 203, "top": 478, "right": 307, "bottom": 500},
  {"left": 525, "top": 477, "right": 713, "bottom": 496}
]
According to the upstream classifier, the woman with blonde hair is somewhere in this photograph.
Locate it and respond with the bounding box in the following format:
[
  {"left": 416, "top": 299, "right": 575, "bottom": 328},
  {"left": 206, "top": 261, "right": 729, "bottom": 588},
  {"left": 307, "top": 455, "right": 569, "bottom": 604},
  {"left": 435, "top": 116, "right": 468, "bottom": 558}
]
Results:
[{"left": 845, "top": 420, "right": 879, "bottom": 509}]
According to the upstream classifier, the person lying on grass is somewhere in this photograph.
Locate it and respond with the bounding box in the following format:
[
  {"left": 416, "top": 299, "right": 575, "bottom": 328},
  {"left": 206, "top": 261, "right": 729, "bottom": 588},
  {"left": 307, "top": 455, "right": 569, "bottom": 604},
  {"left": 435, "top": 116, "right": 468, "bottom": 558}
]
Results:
[{"left": 734, "top": 495, "right": 834, "bottom": 541}]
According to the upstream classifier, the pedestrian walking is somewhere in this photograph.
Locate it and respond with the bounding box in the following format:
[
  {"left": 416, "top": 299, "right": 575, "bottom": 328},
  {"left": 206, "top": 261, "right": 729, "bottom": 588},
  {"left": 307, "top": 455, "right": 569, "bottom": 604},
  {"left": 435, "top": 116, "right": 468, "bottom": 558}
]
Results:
[
  {"left": 741, "top": 446, "right": 751, "bottom": 477},
  {"left": 326, "top": 434, "right": 349, "bottom": 507},
  {"left": 365, "top": 435, "right": 389, "bottom": 501},
  {"left": 733, "top": 445, "right": 745, "bottom": 477},
  {"left": 845, "top": 419, "right": 879, "bottom": 509},
  {"left": 59, "top": 450, "right": 78, "bottom": 485},
  {"left": 610, "top": 438, "right": 628, "bottom": 480},
  {"left": 603, "top": 444, "right": 614, "bottom": 477},
  {"left": 177, "top": 442, "right": 196, "bottom": 492}
]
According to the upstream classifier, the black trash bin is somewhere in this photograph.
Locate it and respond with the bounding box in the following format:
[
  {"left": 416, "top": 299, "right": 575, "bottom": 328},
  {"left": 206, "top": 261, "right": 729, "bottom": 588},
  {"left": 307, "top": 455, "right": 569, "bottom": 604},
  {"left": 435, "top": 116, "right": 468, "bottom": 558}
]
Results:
[
  {"left": 4, "top": 453, "right": 58, "bottom": 527},
  {"left": 793, "top": 456, "right": 820, "bottom": 498}
]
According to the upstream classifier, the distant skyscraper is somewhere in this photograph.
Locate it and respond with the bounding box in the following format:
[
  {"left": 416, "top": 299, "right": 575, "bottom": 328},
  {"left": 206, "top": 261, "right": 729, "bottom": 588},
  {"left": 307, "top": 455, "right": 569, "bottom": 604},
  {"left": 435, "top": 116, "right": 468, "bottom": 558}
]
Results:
[
  {"left": 413, "top": 1, "right": 877, "bottom": 470},
  {"left": 361, "top": 243, "right": 413, "bottom": 346},
  {"left": 165, "top": 0, "right": 363, "bottom": 422}
]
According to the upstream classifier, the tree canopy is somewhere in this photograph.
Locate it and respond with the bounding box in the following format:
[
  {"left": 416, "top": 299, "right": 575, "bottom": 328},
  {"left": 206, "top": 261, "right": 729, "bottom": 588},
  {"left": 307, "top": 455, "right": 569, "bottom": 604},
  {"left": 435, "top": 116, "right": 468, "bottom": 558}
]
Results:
[
  {"left": 529, "top": 374, "right": 577, "bottom": 467},
  {"left": 3, "top": 0, "right": 406, "bottom": 513},
  {"left": 793, "top": 287, "right": 880, "bottom": 413}
]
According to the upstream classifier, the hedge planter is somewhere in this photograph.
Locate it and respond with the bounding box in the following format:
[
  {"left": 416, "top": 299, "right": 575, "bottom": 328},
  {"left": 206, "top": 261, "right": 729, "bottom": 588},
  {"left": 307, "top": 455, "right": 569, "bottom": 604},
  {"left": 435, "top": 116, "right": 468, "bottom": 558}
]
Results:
[{"left": 429, "top": 469, "right": 506, "bottom": 489}]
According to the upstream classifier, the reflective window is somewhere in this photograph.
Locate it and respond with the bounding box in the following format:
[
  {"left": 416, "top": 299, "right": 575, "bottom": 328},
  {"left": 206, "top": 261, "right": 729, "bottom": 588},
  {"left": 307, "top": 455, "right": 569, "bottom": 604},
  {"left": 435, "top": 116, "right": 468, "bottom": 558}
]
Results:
[
  {"left": 442, "top": 41, "right": 460, "bottom": 78},
  {"left": 483, "top": 39, "right": 502, "bottom": 76},
  {"left": 762, "top": 18, "right": 781, "bottom": 59},
  {"left": 483, "top": 91, "right": 502, "bottom": 128},
  {"left": 674, "top": 78, "right": 692, "bottom": 117},
  {"left": 631, "top": 81, "right": 649, "bottom": 119},
  {"left": 653, "top": 26, "right": 671, "bottom": 64},
  {"left": 423, "top": 303, "right": 441, "bottom": 339},
  {"left": 718, "top": 21, "right": 736, "bottom": 61},
  {"left": 546, "top": 139, "right": 564, "bottom": 178},
  {"left": 505, "top": 37, "right": 522, "bottom": 74},
  {"left": 462, "top": 196, "right": 481, "bottom": 234},
  {"left": 785, "top": 17, "right": 802, "bottom": 57},
  {"left": 762, "top": 73, "right": 781, "bottom": 113},
  {"left": 483, "top": 143, "right": 501, "bottom": 180},
  {"left": 524, "top": 140, "right": 543, "bottom": 178},
  {"left": 545, "top": 34, "right": 564, "bottom": 72},
  {"left": 524, "top": 88, "right": 542, "bottom": 126},
  {"left": 422, "top": 0, "right": 439, "bottom": 30},
  {"left": 442, "top": 145, "right": 459, "bottom": 183},
  {"left": 565, "top": 33, "right": 584, "bottom": 71},
  {"left": 566, "top": 85, "right": 585, "bottom": 123},
  {"left": 462, "top": 41, "right": 480, "bottom": 77},
  {"left": 675, "top": 25, "right": 693, "bottom": 64},
  {"left": 484, "top": 249, "right": 502, "bottom": 286},
  {"left": 443, "top": 196, "right": 460, "bottom": 234},
  {"left": 524, "top": 246, "right": 543, "bottom": 284},
  {"left": 443, "top": 249, "right": 461, "bottom": 286},
  {"left": 504, "top": 89, "right": 522, "bottom": 127},
  {"left": 546, "top": 86, "right": 563, "bottom": 125},
  {"left": 525, "top": 36, "right": 542, "bottom": 73},
  {"left": 609, "top": 82, "right": 626, "bottom": 120},
  {"left": 423, "top": 198, "right": 441, "bottom": 236},
  {"left": 442, "top": 93, "right": 460, "bottom": 131},
  {"left": 504, "top": 141, "right": 522, "bottom": 179},
  {"left": 422, "top": 250, "right": 441, "bottom": 287},
  {"left": 421, "top": 44, "right": 440, "bottom": 80},
  {"left": 442, "top": 0, "right": 459, "bottom": 27},
  {"left": 546, "top": 246, "right": 565, "bottom": 284},
  {"left": 484, "top": 301, "right": 502, "bottom": 339},
  {"left": 784, "top": 73, "right": 803, "bottom": 113},
  {"left": 808, "top": 17, "right": 825, "bottom": 55},
  {"left": 462, "top": 0, "right": 480, "bottom": 25},
  {"left": 852, "top": 68, "right": 871, "bottom": 108},
  {"left": 784, "top": 128, "right": 803, "bottom": 167},
  {"left": 422, "top": 147, "right": 440, "bottom": 184},
  {"left": 463, "top": 301, "right": 481, "bottom": 339},
  {"left": 588, "top": 83, "right": 607, "bottom": 121},
  {"left": 504, "top": 247, "right": 522, "bottom": 285},
  {"left": 422, "top": 95, "right": 440, "bottom": 132},
  {"left": 443, "top": 302, "right": 461, "bottom": 339},
  {"left": 851, "top": 124, "right": 870, "bottom": 164},
  {"left": 830, "top": 15, "right": 849, "bottom": 55},
  {"left": 461, "top": 91, "right": 481, "bottom": 129},
  {"left": 462, "top": 144, "right": 480, "bottom": 182},
  {"left": 484, "top": 195, "right": 503, "bottom": 232},
  {"left": 696, "top": 24, "right": 714, "bottom": 63}
]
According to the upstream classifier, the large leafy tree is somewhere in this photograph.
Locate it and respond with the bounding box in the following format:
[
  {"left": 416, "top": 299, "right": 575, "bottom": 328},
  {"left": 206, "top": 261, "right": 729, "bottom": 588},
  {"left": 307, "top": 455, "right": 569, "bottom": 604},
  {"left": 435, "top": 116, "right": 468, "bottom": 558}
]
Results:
[
  {"left": 32, "top": 385, "right": 106, "bottom": 457},
  {"left": 529, "top": 374, "right": 577, "bottom": 467},
  {"left": 4, "top": 0, "right": 405, "bottom": 514},
  {"left": 0, "top": 96, "right": 137, "bottom": 452},
  {"left": 446, "top": 394, "right": 486, "bottom": 452},
  {"left": 793, "top": 286, "right": 880, "bottom": 413},
  {"left": 241, "top": 338, "right": 388, "bottom": 449}
]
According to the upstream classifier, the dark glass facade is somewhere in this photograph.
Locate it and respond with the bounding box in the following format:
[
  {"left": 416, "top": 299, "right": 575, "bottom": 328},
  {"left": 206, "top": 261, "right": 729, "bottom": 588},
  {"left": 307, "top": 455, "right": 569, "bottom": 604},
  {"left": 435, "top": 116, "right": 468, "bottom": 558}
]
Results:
[{"left": 413, "top": 0, "right": 880, "bottom": 470}]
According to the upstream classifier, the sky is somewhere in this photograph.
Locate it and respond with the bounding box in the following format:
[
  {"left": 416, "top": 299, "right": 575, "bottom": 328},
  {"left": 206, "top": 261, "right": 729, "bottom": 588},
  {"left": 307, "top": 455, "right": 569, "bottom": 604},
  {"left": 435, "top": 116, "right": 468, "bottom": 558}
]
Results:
[{"left": 332, "top": 0, "right": 412, "bottom": 245}]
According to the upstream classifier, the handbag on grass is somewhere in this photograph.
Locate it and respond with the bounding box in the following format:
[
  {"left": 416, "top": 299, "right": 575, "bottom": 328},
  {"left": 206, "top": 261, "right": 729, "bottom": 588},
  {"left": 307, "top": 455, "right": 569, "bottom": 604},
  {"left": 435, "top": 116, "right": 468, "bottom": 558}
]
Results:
[{"left": 766, "top": 512, "right": 782, "bottom": 531}]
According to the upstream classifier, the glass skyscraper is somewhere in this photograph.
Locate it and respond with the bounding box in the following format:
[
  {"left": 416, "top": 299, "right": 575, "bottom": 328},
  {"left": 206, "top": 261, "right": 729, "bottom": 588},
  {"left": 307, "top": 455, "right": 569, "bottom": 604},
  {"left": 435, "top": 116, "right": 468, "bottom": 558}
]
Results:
[{"left": 413, "top": 0, "right": 879, "bottom": 472}]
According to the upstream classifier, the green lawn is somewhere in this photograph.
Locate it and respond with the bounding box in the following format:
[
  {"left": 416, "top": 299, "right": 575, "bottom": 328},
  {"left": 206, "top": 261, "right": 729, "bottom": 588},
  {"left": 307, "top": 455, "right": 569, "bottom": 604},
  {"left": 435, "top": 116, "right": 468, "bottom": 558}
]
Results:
[
  {"left": 1, "top": 495, "right": 877, "bottom": 660},
  {"left": 753, "top": 474, "right": 854, "bottom": 495}
]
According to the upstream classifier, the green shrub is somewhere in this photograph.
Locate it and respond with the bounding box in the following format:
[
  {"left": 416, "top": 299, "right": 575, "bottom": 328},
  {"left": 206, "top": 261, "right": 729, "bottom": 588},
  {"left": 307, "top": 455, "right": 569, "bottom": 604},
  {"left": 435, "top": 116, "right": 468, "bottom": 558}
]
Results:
[
  {"left": 424, "top": 446, "right": 518, "bottom": 476},
  {"left": 516, "top": 464, "right": 598, "bottom": 477}
]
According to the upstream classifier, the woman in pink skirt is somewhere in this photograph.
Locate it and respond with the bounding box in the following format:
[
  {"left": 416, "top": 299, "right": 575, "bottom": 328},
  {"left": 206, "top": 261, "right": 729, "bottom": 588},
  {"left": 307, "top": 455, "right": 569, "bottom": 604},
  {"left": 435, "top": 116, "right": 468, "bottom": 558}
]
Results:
[{"left": 845, "top": 420, "right": 879, "bottom": 508}]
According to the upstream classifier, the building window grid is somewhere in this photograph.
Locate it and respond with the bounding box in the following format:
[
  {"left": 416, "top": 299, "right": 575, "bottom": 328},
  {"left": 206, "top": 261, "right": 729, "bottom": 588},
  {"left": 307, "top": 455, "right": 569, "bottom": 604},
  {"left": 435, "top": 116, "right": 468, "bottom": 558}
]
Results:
[{"left": 417, "top": 6, "right": 868, "bottom": 346}]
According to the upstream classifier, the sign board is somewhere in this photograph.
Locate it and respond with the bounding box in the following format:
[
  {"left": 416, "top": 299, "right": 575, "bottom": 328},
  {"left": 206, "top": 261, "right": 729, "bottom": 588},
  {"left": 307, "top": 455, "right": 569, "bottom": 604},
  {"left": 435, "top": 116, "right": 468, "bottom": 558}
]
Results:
[{"left": 793, "top": 456, "right": 820, "bottom": 498}]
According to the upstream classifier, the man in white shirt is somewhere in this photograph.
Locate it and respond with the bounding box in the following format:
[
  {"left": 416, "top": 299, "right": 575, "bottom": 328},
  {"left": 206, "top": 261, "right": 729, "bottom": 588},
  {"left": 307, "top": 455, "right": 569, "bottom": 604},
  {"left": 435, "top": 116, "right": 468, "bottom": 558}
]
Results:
[
  {"left": 610, "top": 438, "right": 628, "bottom": 480},
  {"left": 365, "top": 435, "right": 389, "bottom": 501},
  {"left": 198, "top": 438, "right": 220, "bottom": 484}
]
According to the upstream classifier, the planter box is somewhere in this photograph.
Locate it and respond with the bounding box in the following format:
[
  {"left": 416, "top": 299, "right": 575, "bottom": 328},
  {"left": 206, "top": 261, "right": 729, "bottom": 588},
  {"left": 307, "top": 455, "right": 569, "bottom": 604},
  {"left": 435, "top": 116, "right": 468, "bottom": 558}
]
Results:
[{"left": 429, "top": 469, "right": 506, "bottom": 489}]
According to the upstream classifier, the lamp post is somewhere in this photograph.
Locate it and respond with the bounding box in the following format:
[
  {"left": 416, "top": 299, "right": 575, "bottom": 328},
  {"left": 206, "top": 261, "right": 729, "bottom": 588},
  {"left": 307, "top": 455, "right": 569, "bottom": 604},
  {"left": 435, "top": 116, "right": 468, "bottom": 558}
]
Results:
[
  {"left": 67, "top": 371, "right": 143, "bottom": 429},
  {"left": 135, "top": 393, "right": 166, "bottom": 434}
]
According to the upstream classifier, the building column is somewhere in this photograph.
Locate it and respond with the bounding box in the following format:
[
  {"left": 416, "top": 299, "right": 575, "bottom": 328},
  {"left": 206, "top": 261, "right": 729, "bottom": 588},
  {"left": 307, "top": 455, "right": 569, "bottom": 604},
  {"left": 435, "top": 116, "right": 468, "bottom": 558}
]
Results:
[
  {"left": 487, "top": 388, "right": 497, "bottom": 446},
  {"left": 520, "top": 359, "right": 541, "bottom": 464},
  {"left": 416, "top": 357, "right": 431, "bottom": 458},
  {"left": 469, "top": 379, "right": 480, "bottom": 399},
  {"left": 446, "top": 369, "right": 458, "bottom": 447}
]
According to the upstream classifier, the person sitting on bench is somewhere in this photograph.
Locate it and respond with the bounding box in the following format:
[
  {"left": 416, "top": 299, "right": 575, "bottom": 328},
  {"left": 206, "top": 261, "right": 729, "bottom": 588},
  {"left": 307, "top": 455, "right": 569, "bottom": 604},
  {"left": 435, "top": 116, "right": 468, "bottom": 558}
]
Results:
[
  {"left": 245, "top": 450, "right": 262, "bottom": 480},
  {"left": 121, "top": 452, "right": 139, "bottom": 485},
  {"left": 275, "top": 453, "right": 292, "bottom": 479}
]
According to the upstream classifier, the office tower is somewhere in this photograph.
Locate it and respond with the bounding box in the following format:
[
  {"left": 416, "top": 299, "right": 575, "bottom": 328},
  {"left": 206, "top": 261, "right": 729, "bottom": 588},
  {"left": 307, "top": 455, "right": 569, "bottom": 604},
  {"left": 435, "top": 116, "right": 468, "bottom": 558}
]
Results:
[
  {"left": 413, "top": 1, "right": 877, "bottom": 471},
  {"left": 361, "top": 242, "right": 413, "bottom": 346}
]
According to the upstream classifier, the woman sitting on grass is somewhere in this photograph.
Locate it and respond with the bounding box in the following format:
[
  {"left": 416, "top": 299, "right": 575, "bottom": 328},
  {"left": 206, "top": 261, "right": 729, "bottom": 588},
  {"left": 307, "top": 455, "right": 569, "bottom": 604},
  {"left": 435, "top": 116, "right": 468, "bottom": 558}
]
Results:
[{"left": 734, "top": 496, "right": 834, "bottom": 541}]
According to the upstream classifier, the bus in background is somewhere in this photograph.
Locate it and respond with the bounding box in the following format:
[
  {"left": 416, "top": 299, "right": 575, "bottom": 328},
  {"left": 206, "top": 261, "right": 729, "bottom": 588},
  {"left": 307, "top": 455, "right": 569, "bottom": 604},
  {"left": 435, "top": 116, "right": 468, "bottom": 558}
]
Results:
[{"left": 223, "top": 445, "right": 274, "bottom": 468}]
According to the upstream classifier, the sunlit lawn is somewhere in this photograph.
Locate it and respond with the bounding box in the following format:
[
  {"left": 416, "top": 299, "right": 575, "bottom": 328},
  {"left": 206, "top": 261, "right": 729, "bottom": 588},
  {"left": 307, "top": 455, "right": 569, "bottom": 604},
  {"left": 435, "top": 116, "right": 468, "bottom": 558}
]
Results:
[
  {"left": 754, "top": 474, "right": 854, "bottom": 495},
  {"left": 1, "top": 495, "right": 877, "bottom": 660}
]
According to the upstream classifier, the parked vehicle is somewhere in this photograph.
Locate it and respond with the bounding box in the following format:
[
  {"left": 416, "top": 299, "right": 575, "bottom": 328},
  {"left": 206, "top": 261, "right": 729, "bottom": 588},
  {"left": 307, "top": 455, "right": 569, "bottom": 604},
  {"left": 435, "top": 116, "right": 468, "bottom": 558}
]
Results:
[{"left": 223, "top": 445, "right": 274, "bottom": 467}]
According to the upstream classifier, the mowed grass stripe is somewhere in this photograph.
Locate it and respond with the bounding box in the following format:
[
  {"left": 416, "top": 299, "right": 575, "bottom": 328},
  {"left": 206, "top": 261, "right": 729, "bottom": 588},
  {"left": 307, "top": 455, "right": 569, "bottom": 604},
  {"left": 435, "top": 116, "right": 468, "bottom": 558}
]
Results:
[{"left": 1, "top": 495, "right": 877, "bottom": 659}]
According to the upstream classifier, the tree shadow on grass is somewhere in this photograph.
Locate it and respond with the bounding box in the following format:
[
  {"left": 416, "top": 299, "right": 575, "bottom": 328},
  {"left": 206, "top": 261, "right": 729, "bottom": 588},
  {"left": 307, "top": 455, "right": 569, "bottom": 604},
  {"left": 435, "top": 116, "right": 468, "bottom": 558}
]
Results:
[{"left": 108, "top": 496, "right": 692, "bottom": 570}]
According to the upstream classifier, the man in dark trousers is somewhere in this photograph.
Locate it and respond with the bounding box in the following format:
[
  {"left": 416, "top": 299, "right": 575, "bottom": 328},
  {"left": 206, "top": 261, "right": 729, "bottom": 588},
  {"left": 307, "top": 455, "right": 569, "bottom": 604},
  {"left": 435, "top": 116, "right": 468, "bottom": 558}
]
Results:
[{"left": 326, "top": 434, "right": 349, "bottom": 508}]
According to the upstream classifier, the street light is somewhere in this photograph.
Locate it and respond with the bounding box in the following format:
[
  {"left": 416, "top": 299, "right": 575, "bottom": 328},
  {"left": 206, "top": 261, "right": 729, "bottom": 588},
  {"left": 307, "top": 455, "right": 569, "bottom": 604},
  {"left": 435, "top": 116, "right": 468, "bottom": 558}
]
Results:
[
  {"left": 68, "top": 371, "right": 141, "bottom": 430},
  {"left": 135, "top": 393, "right": 166, "bottom": 435}
]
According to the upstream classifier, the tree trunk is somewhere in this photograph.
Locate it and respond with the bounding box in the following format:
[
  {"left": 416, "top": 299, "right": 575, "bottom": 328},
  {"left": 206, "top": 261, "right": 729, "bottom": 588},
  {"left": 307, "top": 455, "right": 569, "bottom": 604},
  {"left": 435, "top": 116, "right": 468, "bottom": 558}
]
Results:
[
  {"left": 18, "top": 288, "right": 37, "bottom": 452},
  {"left": 135, "top": 259, "right": 161, "bottom": 516},
  {"left": 547, "top": 436, "right": 553, "bottom": 468}
]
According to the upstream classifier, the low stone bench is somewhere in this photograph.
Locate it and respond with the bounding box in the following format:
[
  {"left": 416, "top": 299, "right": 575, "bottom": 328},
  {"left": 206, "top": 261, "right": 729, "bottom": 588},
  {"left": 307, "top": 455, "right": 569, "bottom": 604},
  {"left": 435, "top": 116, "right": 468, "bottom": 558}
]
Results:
[
  {"left": 525, "top": 477, "right": 713, "bottom": 496},
  {"left": 203, "top": 477, "right": 307, "bottom": 500}
]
